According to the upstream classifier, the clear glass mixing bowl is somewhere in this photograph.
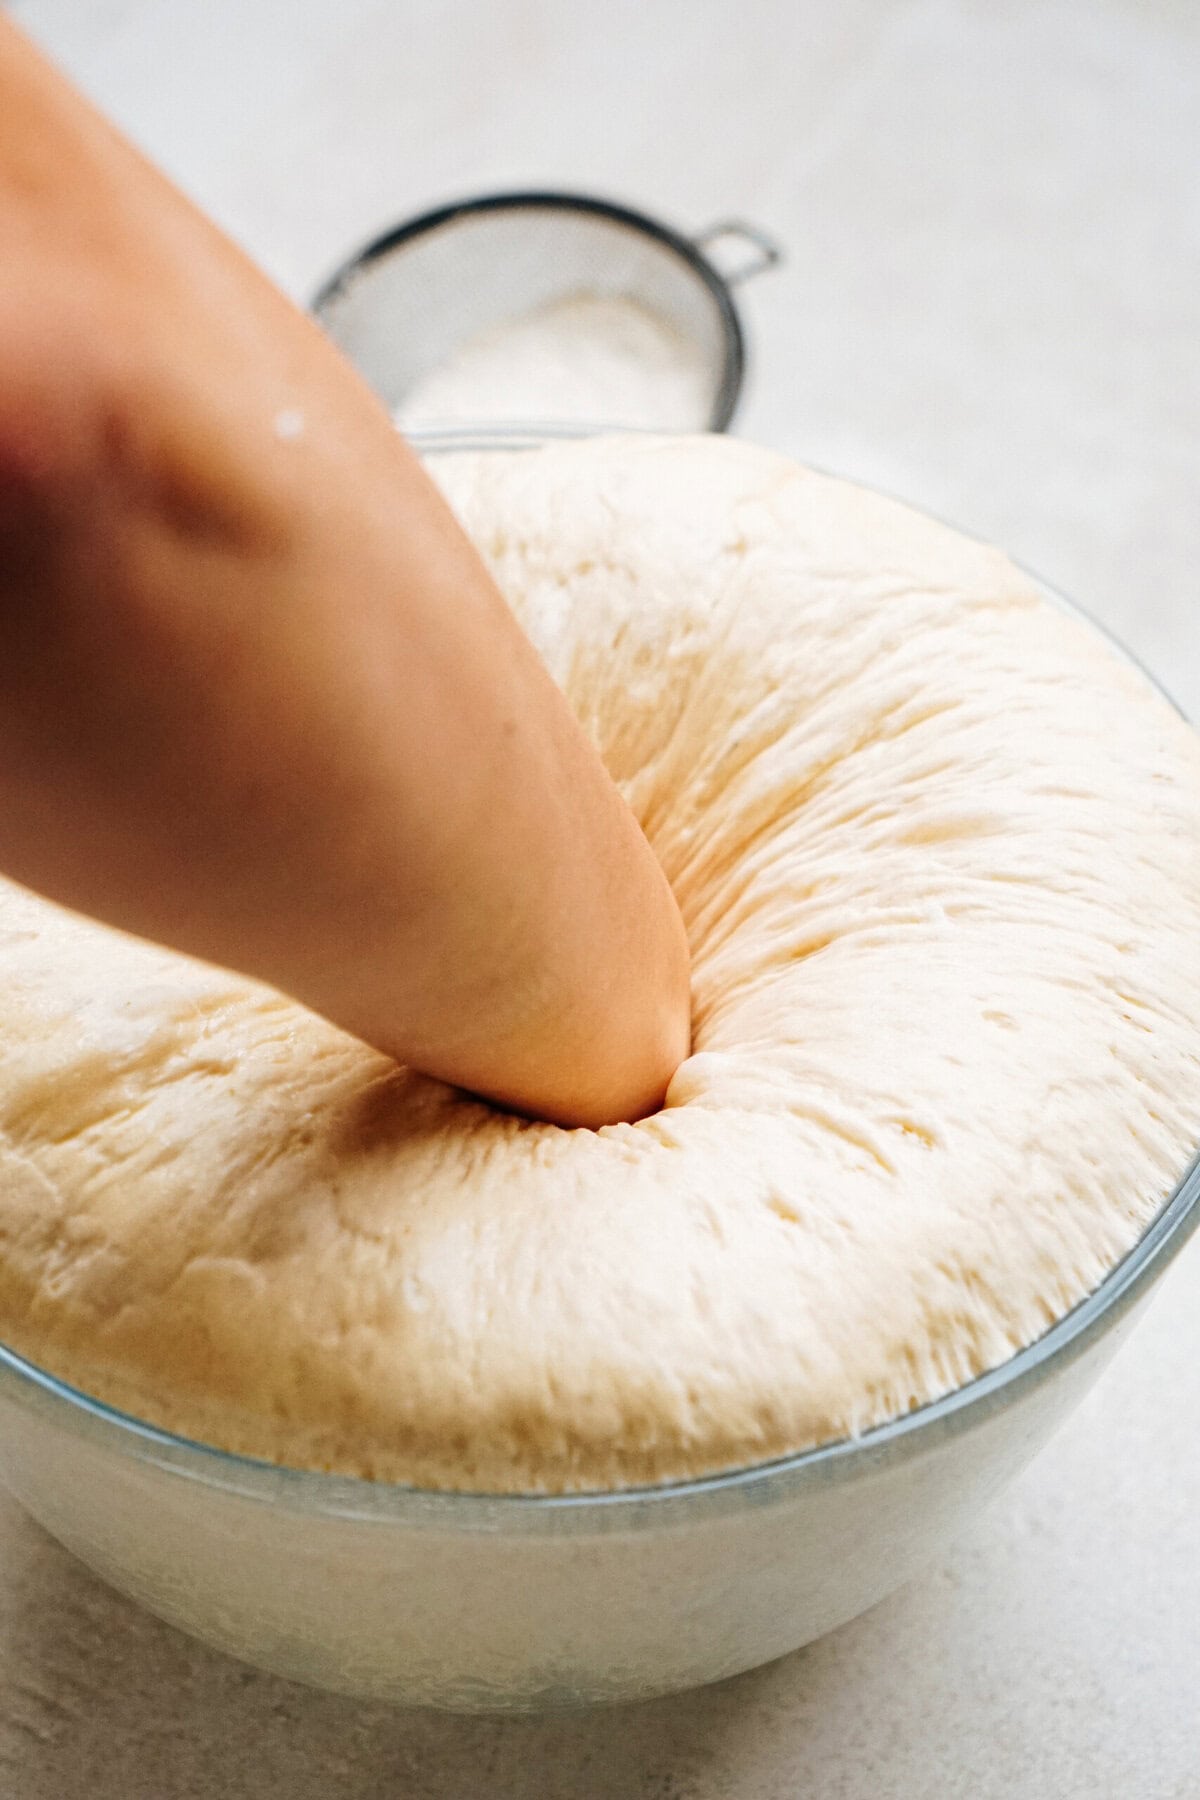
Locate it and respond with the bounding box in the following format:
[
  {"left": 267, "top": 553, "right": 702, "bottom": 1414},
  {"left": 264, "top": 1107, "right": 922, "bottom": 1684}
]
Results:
[{"left": 0, "top": 431, "right": 1195, "bottom": 1710}]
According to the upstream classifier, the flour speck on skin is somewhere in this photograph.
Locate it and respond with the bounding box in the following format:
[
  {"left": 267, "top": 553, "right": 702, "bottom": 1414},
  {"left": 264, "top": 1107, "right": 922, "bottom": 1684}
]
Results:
[{"left": 395, "top": 292, "right": 713, "bottom": 430}]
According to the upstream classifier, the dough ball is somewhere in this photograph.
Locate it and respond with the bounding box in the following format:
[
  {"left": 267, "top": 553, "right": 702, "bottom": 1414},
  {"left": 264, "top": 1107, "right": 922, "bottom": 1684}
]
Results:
[{"left": 0, "top": 435, "right": 1197, "bottom": 1492}]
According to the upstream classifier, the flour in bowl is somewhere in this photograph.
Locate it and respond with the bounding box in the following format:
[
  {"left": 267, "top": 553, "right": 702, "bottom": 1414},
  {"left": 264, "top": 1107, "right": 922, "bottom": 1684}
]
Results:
[{"left": 394, "top": 292, "right": 713, "bottom": 430}]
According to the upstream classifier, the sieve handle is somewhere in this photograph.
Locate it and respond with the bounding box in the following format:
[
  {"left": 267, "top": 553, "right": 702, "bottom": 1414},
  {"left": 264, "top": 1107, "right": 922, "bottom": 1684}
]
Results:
[{"left": 693, "top": 219, "right": 782, "bottom": 285}]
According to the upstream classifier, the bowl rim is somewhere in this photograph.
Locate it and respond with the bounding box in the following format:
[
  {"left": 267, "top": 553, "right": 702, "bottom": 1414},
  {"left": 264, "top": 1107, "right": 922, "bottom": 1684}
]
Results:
[
  {"left": 0, "top": 443, "right": 1196, "bottom": 1523},
  {"left": 310, "top": 187, "right": 748, "bottom": 432},
  {"left": 1, "top": 1144, "right": 1196, "bottom": 1524}
]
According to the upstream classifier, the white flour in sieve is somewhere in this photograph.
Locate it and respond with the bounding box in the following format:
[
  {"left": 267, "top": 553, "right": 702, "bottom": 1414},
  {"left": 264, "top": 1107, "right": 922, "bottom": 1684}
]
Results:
[{"left": 394, "top": 291, "right": 713, "bottom": 430}]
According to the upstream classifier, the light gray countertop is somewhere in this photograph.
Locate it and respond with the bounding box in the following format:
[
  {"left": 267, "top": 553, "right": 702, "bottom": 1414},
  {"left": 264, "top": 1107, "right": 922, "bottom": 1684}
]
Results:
[{"left": 3, "top": 2, "right": 1199, "bottom": 1793}]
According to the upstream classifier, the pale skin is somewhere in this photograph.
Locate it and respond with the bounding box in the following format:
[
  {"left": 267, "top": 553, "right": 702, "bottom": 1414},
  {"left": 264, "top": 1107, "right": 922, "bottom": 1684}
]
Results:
[{"left": 0, "top": 20, "right": 690, "bottom": 1128}]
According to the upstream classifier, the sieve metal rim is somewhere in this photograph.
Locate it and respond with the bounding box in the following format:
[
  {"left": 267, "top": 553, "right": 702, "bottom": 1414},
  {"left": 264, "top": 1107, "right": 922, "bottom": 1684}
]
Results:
[{"left": 311, "top": 188, "right": 778, "bottom": 432}]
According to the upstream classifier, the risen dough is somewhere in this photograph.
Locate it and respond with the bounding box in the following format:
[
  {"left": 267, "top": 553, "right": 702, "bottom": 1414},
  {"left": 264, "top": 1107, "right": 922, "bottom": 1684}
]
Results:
[{"left": 0, "top": 436, "right": 1197, "bottom": 1492}]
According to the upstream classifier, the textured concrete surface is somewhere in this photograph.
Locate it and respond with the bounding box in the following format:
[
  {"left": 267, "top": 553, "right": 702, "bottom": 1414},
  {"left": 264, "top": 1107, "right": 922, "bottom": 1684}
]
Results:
[{"left": 3, "top": 1, "right": 1200, "bottom": 1793}]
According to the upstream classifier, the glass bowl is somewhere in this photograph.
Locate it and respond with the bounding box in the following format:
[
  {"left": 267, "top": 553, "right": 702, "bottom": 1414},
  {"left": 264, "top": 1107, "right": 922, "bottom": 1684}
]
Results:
[{"left": 0, "top": 432, "right": 1195, "bottom": 1711}]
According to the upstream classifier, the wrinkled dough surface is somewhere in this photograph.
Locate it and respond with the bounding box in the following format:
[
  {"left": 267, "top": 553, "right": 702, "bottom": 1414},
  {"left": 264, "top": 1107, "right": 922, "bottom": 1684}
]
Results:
[{"left": 0, "top": 435, "right": 1198, "bottom": 1492}]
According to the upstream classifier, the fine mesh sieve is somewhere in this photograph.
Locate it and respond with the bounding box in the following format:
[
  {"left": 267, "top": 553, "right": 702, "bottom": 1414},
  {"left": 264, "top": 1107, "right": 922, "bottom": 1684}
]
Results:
[{"left": 312, "top": 190, "right": 781, "bottom": 433}]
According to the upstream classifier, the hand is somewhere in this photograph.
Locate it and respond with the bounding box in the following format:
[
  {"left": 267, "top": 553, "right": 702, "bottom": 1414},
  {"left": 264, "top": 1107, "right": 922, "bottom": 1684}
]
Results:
[{"left": 0, "top": 18, "right": 690, "bottom": 1127}]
